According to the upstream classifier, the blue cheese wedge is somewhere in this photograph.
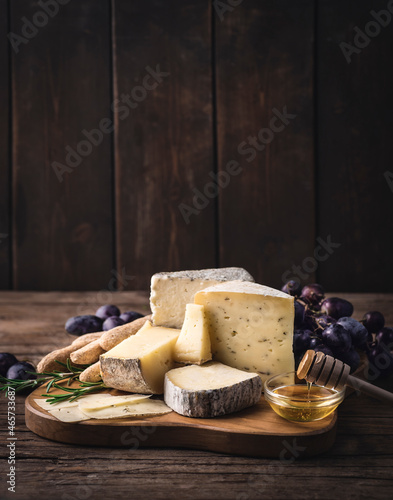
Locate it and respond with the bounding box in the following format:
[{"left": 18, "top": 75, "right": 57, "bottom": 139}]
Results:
[
  {"left": 194, "top": 281, "right": 294, "bottom": 384},
  {"left": 150, "top": 267, "right": 254, "bottom": 329},
  {"left": 164, "top": 361, "right": 262, "bottom": 417}
]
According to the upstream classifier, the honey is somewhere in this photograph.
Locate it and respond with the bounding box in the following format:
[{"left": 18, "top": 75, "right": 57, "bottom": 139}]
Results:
[{"left": 268, "top": 384, "right": 340, "bottom": 422}]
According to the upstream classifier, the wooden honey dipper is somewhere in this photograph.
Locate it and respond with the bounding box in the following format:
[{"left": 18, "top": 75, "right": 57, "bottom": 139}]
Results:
[{"left": 297, "top": 350, "right": 393, "bottom": 403}]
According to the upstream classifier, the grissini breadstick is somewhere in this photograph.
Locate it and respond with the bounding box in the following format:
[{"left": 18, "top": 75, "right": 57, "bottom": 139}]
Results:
[
  {"left": 99, "top": 315, "right": 152, "bottom": 351},
  {"left": 71, "top": 331, "right": 103, "bottom": 347},
  {"left": 79, "top": 361, "right": 101, "bottom": 383},
  {"left": 70, "top": 339, "right": 106, "bottom": 365}
]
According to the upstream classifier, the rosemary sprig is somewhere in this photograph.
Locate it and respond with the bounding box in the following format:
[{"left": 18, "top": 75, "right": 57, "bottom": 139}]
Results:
[{"left": 0, "top": 359, "right": 107, "bottom": 404}]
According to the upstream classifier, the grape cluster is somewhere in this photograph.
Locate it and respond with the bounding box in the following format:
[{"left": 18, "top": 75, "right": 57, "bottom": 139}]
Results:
[
  {"left": 65, "top": 305, "right": 145, "bottom": 336},
  {"left": 283, "top": 281, "right": 393, "bottom": 378},
  {"left": 0, "top": 353, "right": 36, "bottom": 382}
]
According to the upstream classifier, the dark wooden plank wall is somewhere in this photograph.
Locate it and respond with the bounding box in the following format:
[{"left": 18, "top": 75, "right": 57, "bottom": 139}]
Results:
[
  {"left": 317, "top": 0, "right": 393, "bottom": 293},
  {"left": 10, "top": 0, "right": 114, "bottom": 290},
  {"left": 0, "top": 0, "right": 391, "bottom": 292},
  {"left": 0, "top": 0, "right": 10, "bottom": 288}
]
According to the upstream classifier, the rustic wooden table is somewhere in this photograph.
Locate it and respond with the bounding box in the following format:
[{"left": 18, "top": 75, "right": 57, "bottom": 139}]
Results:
[{"left": 1, "top": 292, "right": 392, "bottom": 500}]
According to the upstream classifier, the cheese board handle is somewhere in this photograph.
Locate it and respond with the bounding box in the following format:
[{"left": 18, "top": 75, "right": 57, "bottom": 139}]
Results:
[{"left": 298, "top": 350, "right": 393, "bottom": 403}]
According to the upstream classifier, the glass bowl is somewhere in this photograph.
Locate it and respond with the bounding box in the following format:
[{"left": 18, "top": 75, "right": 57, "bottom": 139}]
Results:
[{"left": 264, "top": 371, "right": 346, "bottom": 423}]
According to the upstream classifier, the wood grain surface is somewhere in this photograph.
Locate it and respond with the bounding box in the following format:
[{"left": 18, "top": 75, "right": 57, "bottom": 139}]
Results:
[
  {"left": 317, "top": 0, "right": 393, "bottom": 292},
  {"left": 1, "top": 291, "right": 393, "bottom": 500},
  {"left": 25, "top": 385, "right": 337, "bottom": 458},
  {"left": 10, "top": 0, "right": 114, "bottom": 290},
  {"left": 112, "top": 0, "right": 216, "bottom": 290},
  {"left": 215, "top": 0, "right": 315, "bottom": 288},
  {"left": 0, "top": 0, "right": 10, "bottom": 289}
]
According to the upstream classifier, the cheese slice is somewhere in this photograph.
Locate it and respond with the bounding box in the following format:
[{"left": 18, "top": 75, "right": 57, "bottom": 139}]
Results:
[
  {"left": 34, "top": 393, "right": 114, "bottom": 412},
  {"left": 47, "top": 406, "right": 91, "bottom": 423},
  {"left": 174, "top": 304, "right": 212, "bottom": 365},
  {"left": 78, "top": 394, "right": 151, "bottom": 411},
  {"left": 150, "top": 267, "right": 254, "bottom": 328},
  {"left": 194, "top": 281, "right": 294, "bottom": 385},
  {"left": 79, "top": 399, "right": 172, "bottom": 419},
  {"left": 100, "top": 323, "right": 180, "bottom": 394},
  {"left": 164, "top": 361, "right": 262, "bottom": 417}
]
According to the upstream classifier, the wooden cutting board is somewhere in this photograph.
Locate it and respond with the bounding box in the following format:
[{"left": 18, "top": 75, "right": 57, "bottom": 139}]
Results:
[{"left": 25, "top": 385, "right": 337, "bottom": 458}]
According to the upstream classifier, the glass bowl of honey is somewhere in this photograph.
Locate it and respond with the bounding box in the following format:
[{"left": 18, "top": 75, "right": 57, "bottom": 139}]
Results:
[{"left": 264, "top": 371, "right": 346, "bottom": 422}]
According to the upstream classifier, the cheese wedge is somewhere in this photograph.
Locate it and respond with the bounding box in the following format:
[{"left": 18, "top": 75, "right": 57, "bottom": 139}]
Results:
[
  {"left": 150, "top": 267, "right": 254, "bottom": 328},
  {"left": 194, "top": 281, "right": 294, "bottom": 384},
  {"left": 100, "top": 322, "right": 180, "bottom": 394},
  {"left": 174, "top": 304, "right": 212, "bottom": 365},
  {"left": 164, "top": 361, "right": 262, "bottom": 417},
  {"left": 78, "top": 394, "right": 151, "bottom": 411}
]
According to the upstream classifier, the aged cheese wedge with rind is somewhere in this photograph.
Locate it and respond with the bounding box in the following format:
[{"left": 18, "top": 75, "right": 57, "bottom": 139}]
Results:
[
  {"left": 78, "top": 399, "right": 172, "bottom": 420},
  {"left": 150, "top": 267, "right": 254, "bottom": 328},
  {"left": 164, "top": 361, "right": 262, "bottom": 418},
  {"left": 174, "top": 304, "right": 212, "bottom": 365},
  {"left": 100, "top": 322, "right": 180, "bottom": 394},
  {"left": 194, "top": 281, "right": 295, "bottom": 385}
]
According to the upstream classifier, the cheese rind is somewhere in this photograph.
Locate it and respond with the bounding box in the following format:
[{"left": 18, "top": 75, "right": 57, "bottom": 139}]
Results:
[
  {"left": 150, "top": 267, "right": 254, "bottom": 328},
  {"left": 194, "top": 281, "right": 294, "bottom": 385},
  {"left": 100, "top": 323, "right": 180, "bottom": 394},
  {"left": 164, "top": 361, "right": 262, "bottom": 418},
  {"left": 174, "top": 304, "right": 212, "bottom": 365}
]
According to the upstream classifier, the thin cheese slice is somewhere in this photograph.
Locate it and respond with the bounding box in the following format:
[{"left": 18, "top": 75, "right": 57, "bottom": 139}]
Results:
[
  {"left": 194, "top": 281, "right": 295, "bottom": 385},
  {"left": 34, "top": 393, "right": 114, "bottom": 411},
  {"left": 47, "top": 406, "right": 91, "bottom": 423},
  {"left": 100, "top": 322, "right": 180, "bottom": 394},
  {"left": 164, "top": 361, "right": 262, "bottom": 418},
  {"left": 78, "top": 394, "right": 151, "bottom": 411},
  {"left": 174, "top": 304, "right": 212, "bottom": 365},
  {"left": 79, "top": 399, "right": 172, "bottom": 420}
]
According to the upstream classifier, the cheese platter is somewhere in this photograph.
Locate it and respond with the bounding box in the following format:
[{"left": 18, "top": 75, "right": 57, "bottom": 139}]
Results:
[{"left": 1, "top": 266, "right": 391, "bottom": 459}]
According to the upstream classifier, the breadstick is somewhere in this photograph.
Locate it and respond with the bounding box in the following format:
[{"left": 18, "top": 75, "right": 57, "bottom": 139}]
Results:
[
  {"left": 79, "top": 361, "right": 101, "bottom": 383},
  {"left": 70, "top": 339, "right": 106, "bottom": 365}
]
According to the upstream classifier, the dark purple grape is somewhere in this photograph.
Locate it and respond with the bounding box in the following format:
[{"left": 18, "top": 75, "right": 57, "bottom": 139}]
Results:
[
  {"left": 65, "top": 315, "right": 103, "bottom": 336},
  {"left": 0, "top": 353, "right": 18, "bottom": 377},
  {"left": 103, "top": 316, "right": 125, "bottom": 331},
  {"left": 322, "top": 324, "right": 352, "bottom": 353},
  {"left": 309, "top": 337, "right": 322, "bottom": 349},
  {"left": 361, "top": 311, "right": 385, "bottom": 334},
  {"left": 300, "top": 284, "right": 325, "bottom": 305},
  {"left": 313, "top": 344, "right": 334, "bottom": 357},
  {"left": 367, "top": 343, "right": 393, "bottom": 378},
  {"left": 336, "top": 348, "right": 360, "bottom": 373},
  {"left": 281, "top": 280, "right": 302, "bottom": 297},
  {"left": 293, "top": 330, "right": 312, "bottom": 354},
  {"left": 6, "top": 362, "right": 36, "bottom": 381},
  {"left": 337, "top": 317, "right": 368, "bottom": 347},
  {"left": 376, "top": 327, "right": 393, "bottom": 349},
  {"left": 294, "top": 301, "right": 305, "bottom": 328},
  {"left": 320, "top": 297, "right": 354, "bottom": 320},
  {"left": 119, "top": 311, "right": 144, "bottom": 323},
  {"left": 95, "top": 304, "right": 121, "bottom": 320}
]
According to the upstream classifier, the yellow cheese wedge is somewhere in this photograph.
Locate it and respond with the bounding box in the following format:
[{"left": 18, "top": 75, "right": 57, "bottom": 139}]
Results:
[
  {"left": 174, "top": 304, "right": 212, "bottom": 365},
  {"left": 100, "top": 322, "right": 180, "bottom": 394}
]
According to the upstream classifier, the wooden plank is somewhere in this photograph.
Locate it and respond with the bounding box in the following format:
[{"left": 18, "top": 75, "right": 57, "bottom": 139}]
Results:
[
  {"left": 112, "top": 0, "right": 215, "bottom": 290},
  {"left": 0, "top": 0, "right": 10, "bottom": 288},
  {"left": 215, "top": 0, "right": 315, "bottom": 288},
  {"left": 317, "top": 0, "right": 393, "bottom": 292},
  {"left": 10, "top": 0, "right": 113, "bottom": 290}
]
